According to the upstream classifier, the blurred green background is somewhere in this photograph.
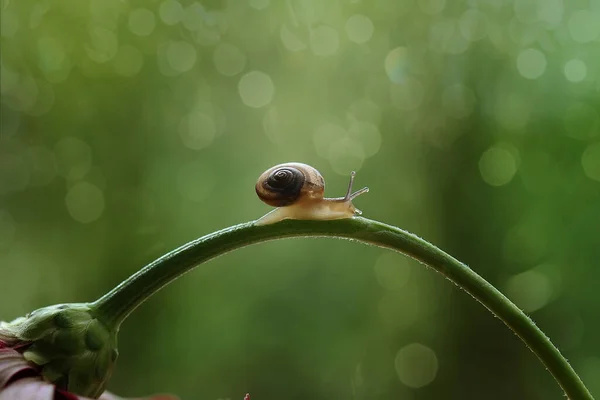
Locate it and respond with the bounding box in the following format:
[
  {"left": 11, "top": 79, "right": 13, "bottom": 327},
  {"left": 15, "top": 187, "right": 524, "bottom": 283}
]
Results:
[{"left": 1, "top": 0, "right": 600, "bottom": 399}]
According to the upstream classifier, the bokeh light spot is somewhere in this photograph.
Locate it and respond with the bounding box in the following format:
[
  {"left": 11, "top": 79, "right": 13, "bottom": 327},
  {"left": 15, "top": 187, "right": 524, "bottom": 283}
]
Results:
[
  {"left": 166, "top": 41, "right": 197, "bottom": 72},
  {"left": 113, "top": 44, "right": 144, "bottom": 77},
  {"left": 505, "top": 269, "right": 553, "bottom": 312},
  {"left": 537, "top": 0, "right": 564, "bottom": 26},
  {"left": 517, "top": 48, "right": 546, "bottom": 79},
  {"left": 54, "top": 137, "right": 93, "bottom": 180},
  {"left": 442, "top": 84, "right": 476, "bottom": 119},
  {"left": 85, "top": 27, "right": 118, "bottom": 63},
  {"left": 182, "top": 3, "right": 204, "bottom": 31},
  {"left": 201, "top": 10, "right": 219, "bottom": 27},
  {"left": 280, "top": 25, "right": 307, "bottom": 52},
  {"left": 479, "top": 145, "right": 518, "bottom": 186},
  {"left": 508, "top": 18, "right": 539, "bottom": 47},
  {"left": 238, "top": 71, "right": 275, "bottom": 108},
  {"left": 0, "top": 210, "right": 16, "bottom": 250},
  {"left": 374, "top": 253, "right": 411, "bottom": 291},
  {"left": 564, "top": 59, "right": 587, "bottom": 83},
  {"left": 568, "top": 10, "right": 600, "bottom": 43},
  {"left": 157, "top": 43, "right": 178, "bottom": 77},
  {"left": 514, "top": 0, "right": 538, "bottom": 24},
  {"left": 65, "top": 182, "right": 105, "bottom": 223},
  {"left": 327, "top": 137, "right": 365, "bottom": 175},
  {"left": 37, "top": 37, "right": 66, "bottom": 72},
  {"left": 42, "top": 57, "right": 72, "bottom": 84},
  {"left": 159, "top": 0, "right": 183, "bottom": 25},
  {"left": 384, "top": 47, "right": 409, "bottom": 83},
  {"left": 395, "top": 343, "right": 439, "bottom": 388},
  {"left": 310, "top": 25, "right": 340, "bottom": 56},
  {"left": 194, "top": 28, "right": 220, "bottom": 49},
  {"left": 430, "top": 19, "right": 469, "bottom": 54},
  {"left": 345, "top": 14, "right": 374, "bottom": 44},
  {"left": 213, "top": 43, "right": 246, "bottom": 77},
  {"left": 503, "top": 218, "right": 549, "bottom": 266},
  {"left": 178, "top": 111, "right": 216, "bottom": 150},
  {"left": 348, "top": 121, "right": 381, "bottom": 157},
  {"left": 84, "top": 167, "right": 107, "bottom": 191},
  {"left": 129, "top": 8, "right": 156, "bottom": 36},
  {"left": 263, "top": 107, "right": 284, "bottom": 144},
  {"left": 177, "top": 159, "right": 216, "bottom": 201},
  {"left": 313, "top": 123, "right": 346, "bottom": 158},
  {"left": 378, "top": 291, "right": 421, "bottom": 330},
  {"left": 390, "top": 77, "right": 424, "bottom": 111},
  {"left": 582, "top": 143, "right": 600, "bottom": 182},
  {"left": 348, "top": 99, "right": 382, "bottom": 124},
  {"left": 459, "top": 9, "right": 488, "bottom": 41}
]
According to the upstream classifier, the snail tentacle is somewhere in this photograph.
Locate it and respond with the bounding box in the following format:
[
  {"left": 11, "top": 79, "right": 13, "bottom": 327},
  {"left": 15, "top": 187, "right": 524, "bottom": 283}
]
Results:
[
  {"left": 349, "top": 187, "right": 369, "bottom": 201},
  {"left": 343, "top": 171, "right": 369, "bottom": 201}
]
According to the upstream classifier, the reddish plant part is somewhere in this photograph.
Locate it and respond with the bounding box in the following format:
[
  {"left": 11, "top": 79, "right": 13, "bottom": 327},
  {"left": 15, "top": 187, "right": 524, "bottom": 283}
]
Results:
[{"left": 0, "top": 340, "right": 177, "bottom": 400}]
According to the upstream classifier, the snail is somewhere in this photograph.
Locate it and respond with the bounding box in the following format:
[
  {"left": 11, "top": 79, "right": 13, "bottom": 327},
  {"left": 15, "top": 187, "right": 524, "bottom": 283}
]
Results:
[{"left": 254, "top": 162, "right": 369, "bottom": 225}]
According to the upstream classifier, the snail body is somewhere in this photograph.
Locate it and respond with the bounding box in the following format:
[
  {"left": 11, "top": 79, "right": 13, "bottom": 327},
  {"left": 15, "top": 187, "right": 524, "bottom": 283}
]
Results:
[{"left": 254, "top": 162, "right": 368, "bottom": 225}]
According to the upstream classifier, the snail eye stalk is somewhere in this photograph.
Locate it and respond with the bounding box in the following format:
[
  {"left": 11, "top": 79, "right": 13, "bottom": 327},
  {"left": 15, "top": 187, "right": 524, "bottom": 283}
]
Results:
[{"left": 344, "top": 171, "right": 369, "bottom": 201}]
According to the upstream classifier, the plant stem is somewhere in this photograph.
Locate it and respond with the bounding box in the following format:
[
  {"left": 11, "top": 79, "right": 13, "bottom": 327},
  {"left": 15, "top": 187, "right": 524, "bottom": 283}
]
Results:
[{"left": 90, "top": 217, "right": 593, "bottom": 400}]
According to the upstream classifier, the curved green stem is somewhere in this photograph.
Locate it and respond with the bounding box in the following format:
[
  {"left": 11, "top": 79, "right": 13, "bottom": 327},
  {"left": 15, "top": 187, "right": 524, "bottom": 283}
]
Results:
[{"left": 90, "top": 217, "right": 593, "bottom": 400}]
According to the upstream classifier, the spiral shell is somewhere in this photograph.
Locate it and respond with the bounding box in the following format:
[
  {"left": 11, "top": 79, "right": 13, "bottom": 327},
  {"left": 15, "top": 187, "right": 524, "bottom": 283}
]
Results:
[{"left": 255, "top": 162, "right": 325, "bottom": 207}]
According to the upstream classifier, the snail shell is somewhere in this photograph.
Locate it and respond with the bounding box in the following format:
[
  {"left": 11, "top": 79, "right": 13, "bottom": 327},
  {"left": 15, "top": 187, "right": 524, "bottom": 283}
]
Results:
[
  {"left": 254, "top": 162, "right": 368, "bottom": 225},
  {"left": 255, "top": 163, "right": 324, "bottom": 207}
]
